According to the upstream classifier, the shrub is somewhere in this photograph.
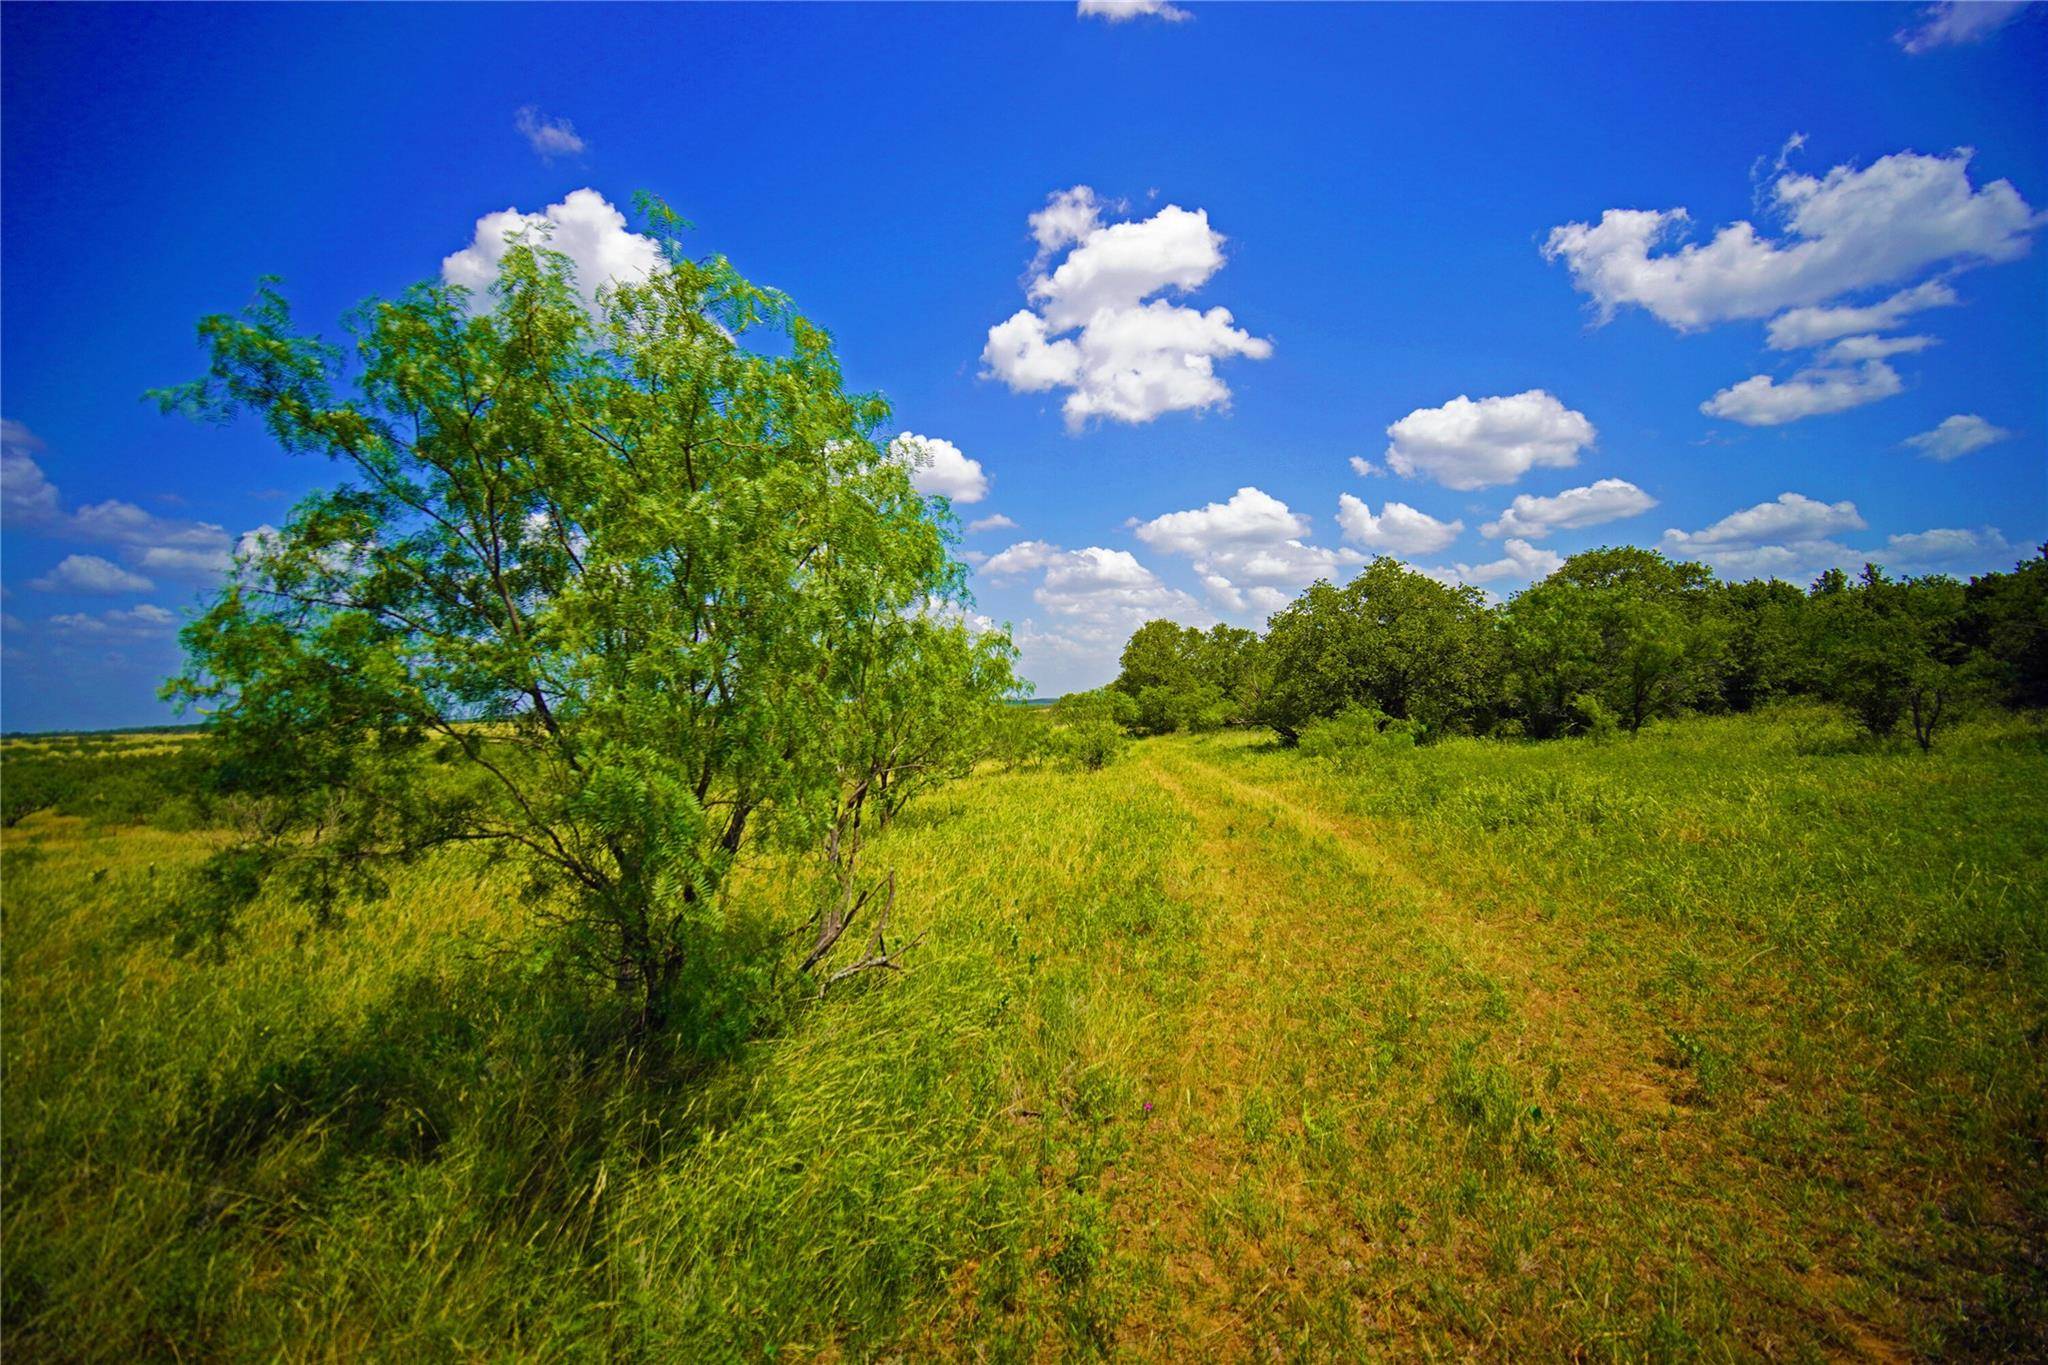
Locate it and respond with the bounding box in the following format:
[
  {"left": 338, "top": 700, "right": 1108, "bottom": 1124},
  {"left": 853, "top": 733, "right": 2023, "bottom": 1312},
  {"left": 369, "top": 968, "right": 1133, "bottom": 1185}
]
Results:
[
  {"left": 1297, "top": 706, "right": 1420, "bottom": 765},
  {"left": 1, "top": 741, "right": 218, "bottom": 829},
  {"left": 1046, "top": 689, "right": 1132, "bottom": 771},
  {"left": 1570, "top": 692, "right": 1620, "bottom": 744},
  {"left": 985, "top": 704, "right": 1055, "bottom": 769}
]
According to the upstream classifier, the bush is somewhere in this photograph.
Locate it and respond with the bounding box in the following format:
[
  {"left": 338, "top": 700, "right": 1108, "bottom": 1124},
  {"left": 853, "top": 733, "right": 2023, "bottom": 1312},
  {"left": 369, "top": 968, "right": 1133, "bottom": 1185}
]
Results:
[
  {"left": 984, "top": 705, "right": 1055, "bottom": 769},
  {"left": 1570, "top": 692, "right": 1620, "bottom": 744},
  {"left": 1, "top": 741, "right": 218, "bottom": 829},
  {"left": 1130, "top": 682, "right": 1231, "bottom": 736},
  {"left": 1059, "top": 724, "right": 1126, "bottom": 771},
  {"left": 1297, "top": 706, "right": 1419, "bottom": 766},
  {"left": 1047, "top": 690, "right": 1133, "bottom": 771}
]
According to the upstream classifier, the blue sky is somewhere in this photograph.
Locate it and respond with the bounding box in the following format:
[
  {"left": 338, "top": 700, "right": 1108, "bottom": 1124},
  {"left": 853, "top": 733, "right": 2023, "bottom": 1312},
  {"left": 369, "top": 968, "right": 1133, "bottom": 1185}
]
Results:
[{"left": 3, "top": 1, "right": 2044, "bottom": 731}]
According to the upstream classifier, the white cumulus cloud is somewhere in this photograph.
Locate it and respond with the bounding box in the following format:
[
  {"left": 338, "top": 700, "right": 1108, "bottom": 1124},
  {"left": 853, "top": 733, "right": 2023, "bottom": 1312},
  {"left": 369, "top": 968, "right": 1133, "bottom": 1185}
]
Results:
[
  {"left": 1134, "top": 486, "right": 1360, "bottom": 612},
  {"left": 1481, "top": 478, "right": 1657, "bottom": 540},
  {"left": 30, "top": 554, "right": 154, "bottom": 595},
  {"left": 1896, "top": 1, "right": 2032, "bottom": 53},
  {"left": 1029, "top": 186, "right": 1107, "bottom": 267},
  {"left": 1064, "top": 303, "right": 1272, "bottom": 427},
  {"left": 980, "top": 539, "right": 1067, "bottom": 581},
  {"left": 1037, "top": 546, "right": 1195, "bottom": 621},
  {"left": 1821, "top": 333, "right": 1937, "bottom": 363},
  {"left": 1662, "top": 492, "right": 1867, "bottom": 552},
  {"left": 1029, "top": 203, "right": 1224, "bottom": 331},
  {"left": 1700, "top": 360, "right": 1903, "bottom": 426},
  {"left": 982, "top": 311, "right": 1081, "bottom": 394},
  {"left": 983, "top": 539, "right": 1207, "bottom": 649},
  {"left": 1665, "top": 523, "right": 2019, "bottom": 584},
  {"left": 1545, "top": 150, "right": 2040, "bottom": 331},
  {"left": 1904, "top": 413, "right": 2015, "bottom": 460},
  {"left": 966, "top": 513, "right": 1018, "bottom": 534},
  {"left": 1195, "top": 540, "right": 1363, "bottom": 613},
  {"left": 1, "top": 429, "right": 239, "bottom": 583},
  {"left": 888, "top": 432, "right": 990, "bottom": 503},
  {"left": 1427, "top": 538, "right": 1563, "bottom": 587},
  {"left": 982, "top": 190, "right": 1270, "bottom": 429},
  {"left": 1384, "top": 390, "right": 1595, "bottom": 490},
  {"left": 67, "top": 498, "right": 227, "bottom": 556},
  {"left": 998, "top": 545, "right": 1213, "bottom": 687},
  {"left": 515, "top": 107, "right": 586, "bottom": 161},
  {"left": 2, "top": 420, "right": 61, "bottom": 525},
  {"left": 969, "top": 536, "right": 1220, "bottom": 696},
  {"left": 1880, "top": 525, "right": 2018, "bottom": 568},
  {"left": 1335, "top": 495, "right": 1464, "bottom": 555},
  {"left": 1764, "top": 280, "right": 1960, "bottom": 349},
  {"left": 47, "top": 602, "right": 178, "bottom": 636},
  {"left": 1133, "top": 485, "right": 1306, "bottom": 555},
  {"left": 443, "top": 189, "right": 662, "bottom": 314},
  {"left": 1077, "top": 0, "right": 1191, "bottom": 22},
  {"left": 136, "top": 544, "right": 234, "bottom": 576},
  {"left": 1674, "top": 540, "right": 1866, "bottom": 582}
]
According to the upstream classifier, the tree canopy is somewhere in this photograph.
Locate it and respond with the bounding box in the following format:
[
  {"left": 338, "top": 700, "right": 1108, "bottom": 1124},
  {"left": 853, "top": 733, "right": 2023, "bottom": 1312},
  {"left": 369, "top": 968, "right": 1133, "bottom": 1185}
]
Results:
[
  {"left": 1256, "top": 558, "right": 1496, "bottom": 742},
  {"left": 1502, "top": 546, "right": 1723, "bottom": 737},
  {"left": 1105, "top": 544, "right": 2046, "bottom": 751}
]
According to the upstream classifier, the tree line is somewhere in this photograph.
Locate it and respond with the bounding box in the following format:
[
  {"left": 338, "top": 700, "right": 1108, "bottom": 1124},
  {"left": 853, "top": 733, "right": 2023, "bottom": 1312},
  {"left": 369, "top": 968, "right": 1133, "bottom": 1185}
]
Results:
[{"left": 1092, "top": 545, "right": 2048, "bottom": 753}]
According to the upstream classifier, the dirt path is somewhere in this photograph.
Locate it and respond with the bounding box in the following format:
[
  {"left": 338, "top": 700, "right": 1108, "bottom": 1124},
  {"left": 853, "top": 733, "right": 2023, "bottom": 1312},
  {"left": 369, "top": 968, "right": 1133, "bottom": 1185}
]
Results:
[
  {"left": 1157, "top": 747, "right": 1682, "bottom": 1120},
  {"left": 1101, "top": 746, "right": 1401, "bottom": 1355},
  {"left": 1095, "top": 739, "right": 1908, "bottom": 1359}
]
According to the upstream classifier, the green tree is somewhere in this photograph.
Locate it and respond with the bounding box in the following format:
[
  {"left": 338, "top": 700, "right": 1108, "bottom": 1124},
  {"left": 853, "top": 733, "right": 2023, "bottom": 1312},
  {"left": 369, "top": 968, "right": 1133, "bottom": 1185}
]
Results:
[
  {"left": 1712, "top": 578, "right": 1811, "bottom": 711},
  {"left": 1962, "top": 547, "right": 2048, "bottom": 710},
  {"left": 1502, "top": 547, "right": 1722, "bottom": 736},
  {"left": 1116, "top": 619, "right": 1201, "bottom": 696},
  {"left": 1114, "top": 620, "right": 1212, "bottom": 734},
  {"left": 1257, "top": 558, "right": 1496, "bottom": 743},
  {"left": 1112, "top": 619, "right": 1256, "bottom": 733},
  {"left": 1196, "top": 623, "right": 1265, "bottom": 719},
  {"left": 1811, "top": 564, "right": 1971, "bottom": 750},
  {"left": 157, "top": 205, "right": 1015, "bottom": 1032}
]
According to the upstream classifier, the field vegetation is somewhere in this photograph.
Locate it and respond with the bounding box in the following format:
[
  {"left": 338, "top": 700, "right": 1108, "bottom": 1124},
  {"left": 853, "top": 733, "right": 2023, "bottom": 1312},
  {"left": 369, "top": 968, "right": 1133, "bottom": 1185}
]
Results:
[{"left": 4, "top": 706, "right": 2044, "bottom": 1357}]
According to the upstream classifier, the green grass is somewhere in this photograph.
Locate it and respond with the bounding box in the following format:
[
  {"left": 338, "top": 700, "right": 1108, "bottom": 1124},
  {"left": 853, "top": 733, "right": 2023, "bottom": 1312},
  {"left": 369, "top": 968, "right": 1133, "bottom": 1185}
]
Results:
[{"left": 4, "top": 705, "right": 2044, "bottom": 1358}]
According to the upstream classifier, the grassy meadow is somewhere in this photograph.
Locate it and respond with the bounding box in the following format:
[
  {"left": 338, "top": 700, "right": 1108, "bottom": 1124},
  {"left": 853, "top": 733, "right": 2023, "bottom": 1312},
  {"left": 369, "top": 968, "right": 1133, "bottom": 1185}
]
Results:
[{"left": 4, "top": 705, "right": 2045, "bottom": 1359}]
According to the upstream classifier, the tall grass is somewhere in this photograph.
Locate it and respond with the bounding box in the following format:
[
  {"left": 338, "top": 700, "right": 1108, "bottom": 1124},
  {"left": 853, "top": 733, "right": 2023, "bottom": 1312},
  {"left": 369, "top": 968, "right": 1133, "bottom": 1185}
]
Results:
[
  {"left": 3, "top": 705, "right": 2042, "bottom": 1357},
  {"left": 1176, "top": 703, "right": 2047, "bottom": 1354},
  {"left": 3, "top": 750, "right": 1201, "bottom": 1358}
]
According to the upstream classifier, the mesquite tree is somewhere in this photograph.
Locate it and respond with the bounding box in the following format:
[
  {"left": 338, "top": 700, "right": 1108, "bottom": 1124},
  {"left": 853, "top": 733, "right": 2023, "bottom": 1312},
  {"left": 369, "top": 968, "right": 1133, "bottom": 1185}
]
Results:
[{"left": 158, "top": 203, "right": 1017, "bottom": 1029}]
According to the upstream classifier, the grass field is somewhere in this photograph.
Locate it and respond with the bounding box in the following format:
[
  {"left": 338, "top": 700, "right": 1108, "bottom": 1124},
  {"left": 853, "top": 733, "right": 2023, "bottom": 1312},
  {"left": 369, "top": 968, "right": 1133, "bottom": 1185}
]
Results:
[{"left": 4, "top": 705, "right": 2045, "bottom": 1359}]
